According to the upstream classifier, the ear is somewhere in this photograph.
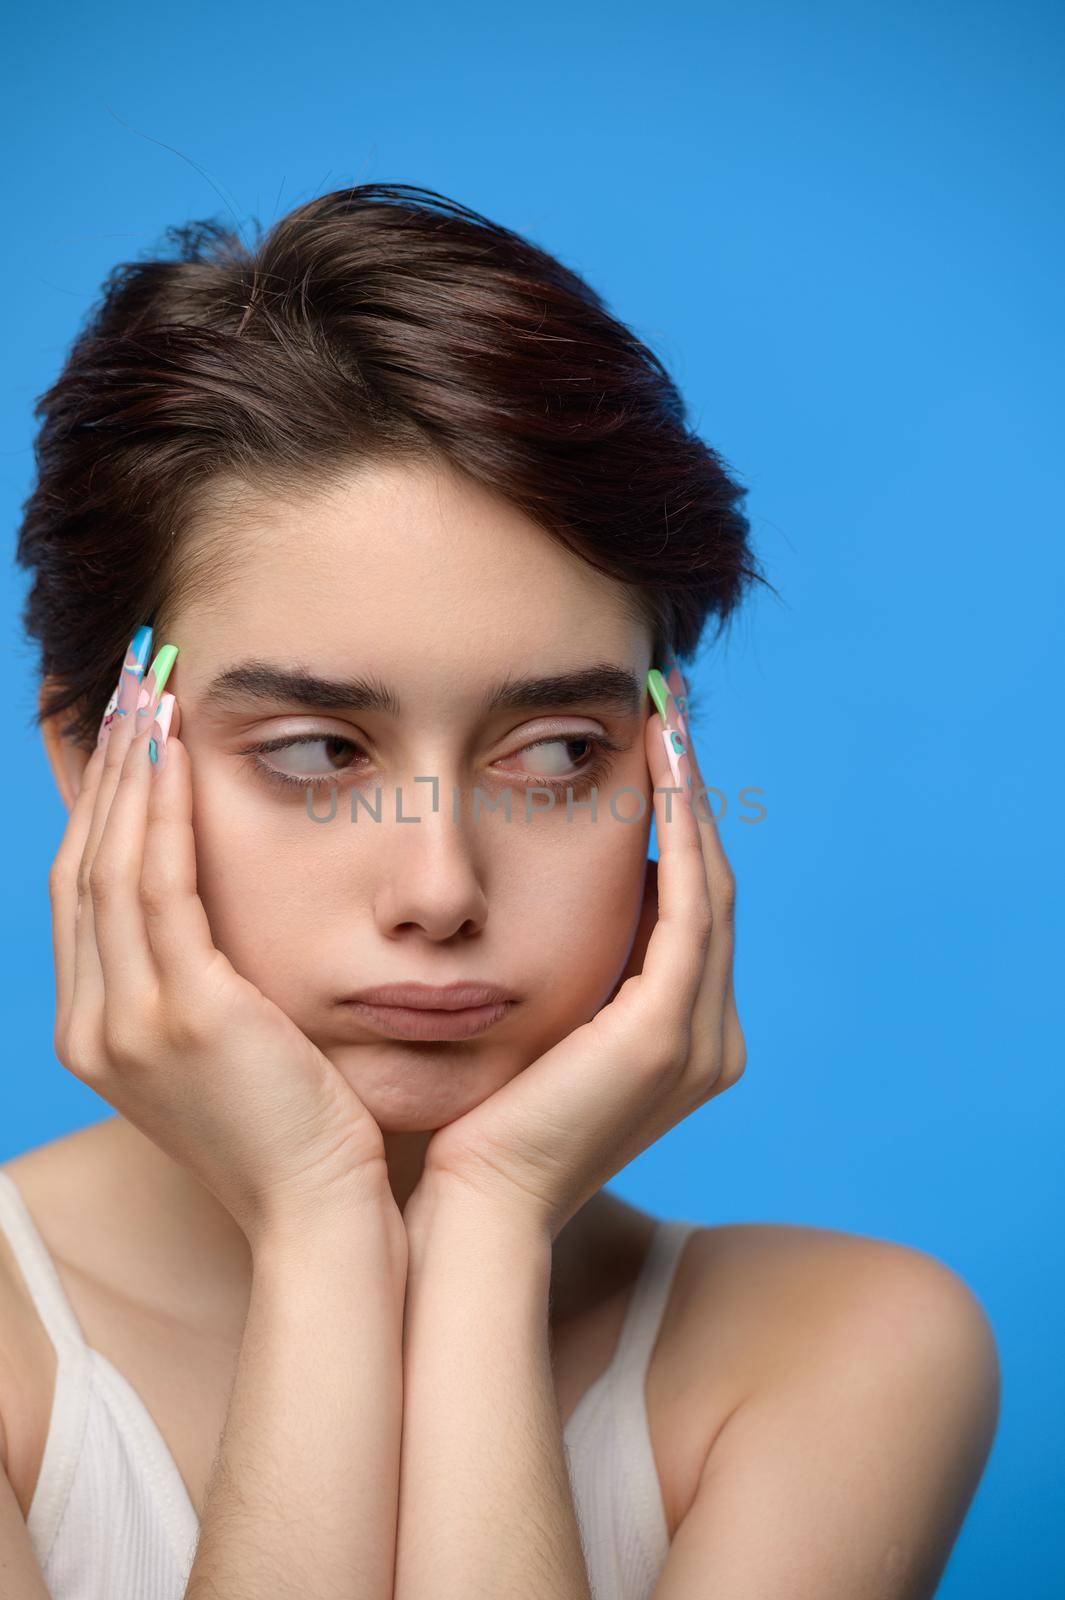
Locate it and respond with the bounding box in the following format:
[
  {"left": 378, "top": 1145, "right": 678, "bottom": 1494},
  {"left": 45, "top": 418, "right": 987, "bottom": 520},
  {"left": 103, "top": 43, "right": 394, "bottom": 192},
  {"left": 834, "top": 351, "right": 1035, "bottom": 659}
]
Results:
[{"left": 39, "top": 677, "right": 98, "bottom": 813}]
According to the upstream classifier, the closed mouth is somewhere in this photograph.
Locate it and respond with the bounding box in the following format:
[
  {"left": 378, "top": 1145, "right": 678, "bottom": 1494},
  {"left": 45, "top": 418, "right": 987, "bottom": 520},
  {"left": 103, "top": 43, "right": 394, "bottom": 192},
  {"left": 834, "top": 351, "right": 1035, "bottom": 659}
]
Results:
[
  {"left": 340, "top": 981, "right": 517, "bottom": 1011},
  {"left": 338, "top": 994, "right": 516, "bottom": 1041}
]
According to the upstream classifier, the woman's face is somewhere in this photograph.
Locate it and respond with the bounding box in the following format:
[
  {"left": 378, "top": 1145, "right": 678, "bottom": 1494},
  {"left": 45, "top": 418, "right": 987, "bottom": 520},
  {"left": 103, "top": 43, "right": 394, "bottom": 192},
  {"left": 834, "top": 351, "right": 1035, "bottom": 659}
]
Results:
[{"left": 162, "top": 456, "right": 655, "bottom": 1133}]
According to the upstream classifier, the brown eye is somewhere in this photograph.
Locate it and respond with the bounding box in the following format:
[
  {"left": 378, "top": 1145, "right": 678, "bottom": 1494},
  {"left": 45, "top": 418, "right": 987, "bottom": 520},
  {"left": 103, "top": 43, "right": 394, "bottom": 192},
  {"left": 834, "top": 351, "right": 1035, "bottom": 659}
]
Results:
[
  {"left": 241, "top": 732, "right": 367, "bottom": 792},
  {"left": 508, "top": 736, "right": 597, "bottom": 779},
  {"left": 262, "top": 735, "right": 356, "bottom": 777},
  {"left": 493, "top": 734, "right": 620, "bottom": 797}
]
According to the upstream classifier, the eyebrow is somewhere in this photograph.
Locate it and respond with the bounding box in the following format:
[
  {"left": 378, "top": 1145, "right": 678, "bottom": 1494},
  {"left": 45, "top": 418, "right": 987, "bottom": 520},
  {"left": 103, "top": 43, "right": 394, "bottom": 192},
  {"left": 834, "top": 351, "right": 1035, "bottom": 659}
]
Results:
[{"left": 200, "top": 660, "right": 645, "bottom": 718}]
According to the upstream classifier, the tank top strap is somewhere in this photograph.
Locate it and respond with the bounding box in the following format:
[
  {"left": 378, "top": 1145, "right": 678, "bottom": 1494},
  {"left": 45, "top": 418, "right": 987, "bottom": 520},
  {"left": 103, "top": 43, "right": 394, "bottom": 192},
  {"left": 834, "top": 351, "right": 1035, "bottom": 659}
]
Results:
[
  {"left": 0, "top": 1168, "right": 91, "bottom": 1357},
  {"left": 0, "top": 1168, "right": 96, "bottom": 1565},
  {"left": 611, "top": 1217, "right": 699, "bottom": 1380}
]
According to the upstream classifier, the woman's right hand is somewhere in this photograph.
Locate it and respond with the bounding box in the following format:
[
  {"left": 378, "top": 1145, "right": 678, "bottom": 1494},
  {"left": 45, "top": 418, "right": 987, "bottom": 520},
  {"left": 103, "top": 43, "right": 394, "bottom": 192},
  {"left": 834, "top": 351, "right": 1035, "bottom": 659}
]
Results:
[{"left": 49, "top": 634, "right": 398, "bottom": 1254}]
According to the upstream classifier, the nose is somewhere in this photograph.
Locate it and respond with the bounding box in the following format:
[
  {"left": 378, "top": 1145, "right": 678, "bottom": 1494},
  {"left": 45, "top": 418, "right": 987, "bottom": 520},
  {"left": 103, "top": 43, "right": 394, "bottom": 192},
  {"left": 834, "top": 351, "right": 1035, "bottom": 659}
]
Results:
[{"left": 370, "top": 789, "right": 490, "bottom": 943}]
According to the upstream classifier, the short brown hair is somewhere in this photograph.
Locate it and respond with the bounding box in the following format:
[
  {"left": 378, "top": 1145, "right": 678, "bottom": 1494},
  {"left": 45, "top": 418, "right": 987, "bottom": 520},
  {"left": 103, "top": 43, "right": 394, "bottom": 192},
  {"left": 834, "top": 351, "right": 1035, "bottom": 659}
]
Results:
[{"left": 16, "top": 182, "right": 771, "bottom": 749}]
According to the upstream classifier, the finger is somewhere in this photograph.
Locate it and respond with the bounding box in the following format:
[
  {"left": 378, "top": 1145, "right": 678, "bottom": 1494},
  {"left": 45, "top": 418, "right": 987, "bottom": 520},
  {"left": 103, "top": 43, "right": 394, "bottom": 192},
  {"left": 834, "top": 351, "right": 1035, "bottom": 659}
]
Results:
[
  {"left": 705, "top": 968, "right": 748, "bottom": 1100},
  {"left": 685, "top": 727, "right": 736, "bottom": 928},
  {"left": 599, "top": 858, "right": 657, "bottom": 1007},
  {"left": 50, "top": 738, "right": 109, "bottom": 1038},
  {"left": 96, "top": 623, "right": 155, "bottom": 749},
  {"left": 681, "top": 714, "right": 738, "bottom": 1030},
  {"left": 75, "top": 669, "right": 145, "bottom": 1018},
  {"left": 140, "top": 701, "right": 225, "bottom": 998},
  {"left": 650, "top": 664, "right": 737, "bottom": 1005},
  {"left": 620, "top": 857, "right": 659, "bottom": 986},
  {"left": 625, "top": 707, "right": 715, "bottom": 1030},
  {"left": 89, "top": 719, "right": 160, "bottom": 1004}
]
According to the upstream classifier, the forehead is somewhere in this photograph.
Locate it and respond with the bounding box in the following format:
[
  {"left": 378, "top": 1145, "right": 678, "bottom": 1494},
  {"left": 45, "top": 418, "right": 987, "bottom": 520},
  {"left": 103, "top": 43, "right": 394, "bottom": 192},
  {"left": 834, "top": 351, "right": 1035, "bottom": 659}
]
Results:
[{"left": 170, "top": 457, "right": 649, "bottom": 673}]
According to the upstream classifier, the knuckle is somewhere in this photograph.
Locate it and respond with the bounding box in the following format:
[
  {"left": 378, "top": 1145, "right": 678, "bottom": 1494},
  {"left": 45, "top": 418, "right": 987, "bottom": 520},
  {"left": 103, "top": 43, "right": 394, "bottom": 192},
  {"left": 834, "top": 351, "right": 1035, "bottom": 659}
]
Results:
[
  {"left": 115, "top": 743, "right": 145, "bottom": 790},
  {"left": 102, "top": 726, "right": 128, "bottom": 771},
  {"left": 717, "top": 1021, "right": 748, "bottom": 1090},
  {"left": 156, "top": 984, "right": 215, "bottom": 1051},
  {"left": 101, "top": 1009, "right": 145, "bottom": 1068},
  {"left": 55, "top": 1019, "right": 103, "bottom": 1081},
  {"left": 49, "top": 854, "right": 75, "bottom": 903},
  {"left": 716, "top": 869, "right": 737, "bottom": 924},
  {"left": 648, "top": 1018, "right": 691, "bottom": 1073},
  {"left": 138, "top": 886, "right": 165, "bottom": 922},
  {"left": 691, "top": 896, "right": 715, "bottom": 951},
  {"left": 683, "top": 1018, "right": 747, "bottom": 1100},
  {"left": 162, "top": 1008, "right": 209, "bottom": 1053},
  {"left": 76, "top": 854, "right": 95, "bottom": 900},
  {"left": 88, "top": 852, "right": 121, "bottom": 903},
  {"left": 724, "top": 1037, "right": 748, "bottom": 1085},
  {"left": 684, "top": 1043, "right": 722, "bottom": 1096},
  {"left": 138, "top": 869, "right": 171, "bottom": 919}
]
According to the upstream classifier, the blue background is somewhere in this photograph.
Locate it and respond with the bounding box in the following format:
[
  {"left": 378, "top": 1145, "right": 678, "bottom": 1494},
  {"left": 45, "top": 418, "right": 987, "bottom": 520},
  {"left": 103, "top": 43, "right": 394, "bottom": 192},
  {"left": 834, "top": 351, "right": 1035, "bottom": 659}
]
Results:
[{"left": 2, "top": 2, "right": 1061, "bottom": 1592}]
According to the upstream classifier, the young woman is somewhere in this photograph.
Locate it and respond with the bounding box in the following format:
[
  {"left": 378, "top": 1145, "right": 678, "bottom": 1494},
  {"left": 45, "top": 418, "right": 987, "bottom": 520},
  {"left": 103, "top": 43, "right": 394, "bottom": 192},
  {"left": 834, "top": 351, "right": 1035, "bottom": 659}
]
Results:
[{"left": 1, "top": 183, "right": 999, "bottom": 1600}]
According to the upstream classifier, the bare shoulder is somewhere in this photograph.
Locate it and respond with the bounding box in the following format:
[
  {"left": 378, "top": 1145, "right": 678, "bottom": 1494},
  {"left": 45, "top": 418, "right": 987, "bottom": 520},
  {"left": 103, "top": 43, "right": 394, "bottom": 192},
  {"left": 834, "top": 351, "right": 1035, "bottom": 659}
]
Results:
[
  {"left": 653, "top": 1219, "right": 1001, "bottom": 1594},
  {"left": 678, "top": 1219, "right": 1001, "bottom": 1417}
]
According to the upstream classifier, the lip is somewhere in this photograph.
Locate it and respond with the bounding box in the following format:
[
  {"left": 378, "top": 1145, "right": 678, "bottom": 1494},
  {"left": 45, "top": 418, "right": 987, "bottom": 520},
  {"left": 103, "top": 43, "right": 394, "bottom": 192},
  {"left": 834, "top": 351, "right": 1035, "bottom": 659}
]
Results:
[
  {"left": 338, "top": 981, "right": 519, "bottom": 1042},
  {"left": 343, "top": 982, "right": 517, "bottom": 1010},
  {"left": 342, "top": 999, "right": 515, "bottom": 1041}
]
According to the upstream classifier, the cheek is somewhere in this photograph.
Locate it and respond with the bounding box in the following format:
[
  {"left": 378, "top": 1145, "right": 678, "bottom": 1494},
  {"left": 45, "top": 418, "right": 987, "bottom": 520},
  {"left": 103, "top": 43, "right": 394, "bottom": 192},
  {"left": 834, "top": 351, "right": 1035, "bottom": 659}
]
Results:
[
  {"left": 188, "top": 764, "right": 347, "bottom": 982},
  {"left": 184, "top": 754, "right": 652, "bottom": 1043},
  {"left": 504, "top": 808, "right": 651, "bottom": 1041}
]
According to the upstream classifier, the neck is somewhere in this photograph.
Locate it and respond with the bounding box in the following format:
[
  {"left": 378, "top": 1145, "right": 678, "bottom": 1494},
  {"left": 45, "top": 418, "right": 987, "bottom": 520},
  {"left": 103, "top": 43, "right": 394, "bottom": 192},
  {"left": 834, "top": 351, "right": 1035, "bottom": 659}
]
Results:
[{"left": 98, "top": 1115, "right": 610, "bottom": 1323}]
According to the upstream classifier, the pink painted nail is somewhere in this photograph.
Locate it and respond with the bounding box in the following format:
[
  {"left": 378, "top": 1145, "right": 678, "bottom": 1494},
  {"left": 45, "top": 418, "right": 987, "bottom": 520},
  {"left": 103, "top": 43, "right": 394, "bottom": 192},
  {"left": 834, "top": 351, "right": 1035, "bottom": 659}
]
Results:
[
  {"left": 97, "top": 685, "right": 120, "bottom": 747},
  {"left": 663, "top": 648, "right": 689, "bottom": 736},
  {"left": 98, "top": 625, "right": 153, "bottom": 744},
  {"left": 148, "top": 693, "right": 175, "bottom": 772},
  {"left": 135, "top": 674, "right": 157, "bottom": 724},
  {"left": 660, "top": 724, "right": 694, "bottom": 800}
]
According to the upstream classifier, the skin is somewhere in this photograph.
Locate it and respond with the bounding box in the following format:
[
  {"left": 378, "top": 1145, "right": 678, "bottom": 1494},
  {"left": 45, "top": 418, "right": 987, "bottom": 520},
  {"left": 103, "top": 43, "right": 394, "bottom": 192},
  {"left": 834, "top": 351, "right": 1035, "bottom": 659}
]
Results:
[
  {"left": 42, "top": 451, "right": 663, "bottom": 1286},
  {"left": 16, "top": 450, "right": 1001, "bottom": 1597}
]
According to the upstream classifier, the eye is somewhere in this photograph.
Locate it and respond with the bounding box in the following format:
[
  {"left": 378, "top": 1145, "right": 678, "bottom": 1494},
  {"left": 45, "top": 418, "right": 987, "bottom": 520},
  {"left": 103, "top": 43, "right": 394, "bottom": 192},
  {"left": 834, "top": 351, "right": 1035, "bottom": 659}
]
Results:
[
  {"left": 505, "top": 736, "right": 598, "bottom": 780},
  {"left": 496, "top": 734, "right": 620, "bottom": 792},
  {"left": 241, "top": 732, "right": 365, "bottom": 791},
  {"left": 239, "top": 729, "right": 622, "bottom": 797}
]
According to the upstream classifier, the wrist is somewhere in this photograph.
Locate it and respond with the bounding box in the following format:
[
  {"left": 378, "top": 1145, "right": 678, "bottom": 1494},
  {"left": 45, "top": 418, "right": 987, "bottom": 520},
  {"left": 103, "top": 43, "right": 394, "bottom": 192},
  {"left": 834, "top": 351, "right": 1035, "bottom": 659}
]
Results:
[
  {"left": 403, "top": 1168, "right": 553, "bottom": 1271},
  {"left": 251, "top": 1184, "right": 409, "bottom": 1283}
]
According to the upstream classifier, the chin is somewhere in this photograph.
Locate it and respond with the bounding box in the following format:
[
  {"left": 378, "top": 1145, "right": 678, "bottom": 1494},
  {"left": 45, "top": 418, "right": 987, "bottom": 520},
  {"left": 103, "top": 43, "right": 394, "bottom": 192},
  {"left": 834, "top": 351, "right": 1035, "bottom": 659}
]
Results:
[{"left": 323, "top": 1040, "right": 521, "bottom": 1129}]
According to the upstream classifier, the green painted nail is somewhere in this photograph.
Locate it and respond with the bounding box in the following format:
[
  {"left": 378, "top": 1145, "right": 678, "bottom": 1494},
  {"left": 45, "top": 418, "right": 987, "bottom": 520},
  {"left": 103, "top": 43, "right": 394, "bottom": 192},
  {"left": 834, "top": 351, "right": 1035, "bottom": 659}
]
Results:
[
  {"left": 148, "top": 737, "right": 158, "bottom": 765},
  {"left": 646, "top": 668, "right": 673, "bottom": 720},
  {"left": 148, "top": 644, "right": 179, "bottom": 697}
]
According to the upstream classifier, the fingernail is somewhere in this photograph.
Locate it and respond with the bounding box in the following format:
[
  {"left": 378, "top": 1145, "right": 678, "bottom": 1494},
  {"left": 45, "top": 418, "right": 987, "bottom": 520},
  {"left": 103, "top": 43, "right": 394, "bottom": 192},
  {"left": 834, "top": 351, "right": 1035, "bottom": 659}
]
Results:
[
  {"left": 648, "top": 666, "right": 688, "bottom": 742},
  {"left": 148, "top": 692, "right": 175, "bottom": 771},
  {"left": 98, "top": 624, "right": 153, "bottom": 744},
  {"left": 97, "top": 686, "right": 120, "bottom": 746},
  {"left": 136, "top": 644, "right": 179, "bottom": 725},
  {"left": 662, "top": 648, "right": 690, "bottom": 735},
  {"left": 646, "top": 668, "right": 676, "bottom": 723},
  {"left": 647, "top": 670, "right": 694, "bottom": 801},
  {"left": 661, "top": 723, "right": 694, "bottom": 799},
  {"left": 661, "top": 655, "right": 702, "bottom": 791}
]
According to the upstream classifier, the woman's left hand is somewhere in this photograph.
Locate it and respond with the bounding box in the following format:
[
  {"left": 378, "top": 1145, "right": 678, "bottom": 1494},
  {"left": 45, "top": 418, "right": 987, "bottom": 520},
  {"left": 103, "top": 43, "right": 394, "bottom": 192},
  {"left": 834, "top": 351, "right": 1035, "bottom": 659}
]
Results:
[{"left": 407, "top": 672, "right": 748, "bottom": 1242}]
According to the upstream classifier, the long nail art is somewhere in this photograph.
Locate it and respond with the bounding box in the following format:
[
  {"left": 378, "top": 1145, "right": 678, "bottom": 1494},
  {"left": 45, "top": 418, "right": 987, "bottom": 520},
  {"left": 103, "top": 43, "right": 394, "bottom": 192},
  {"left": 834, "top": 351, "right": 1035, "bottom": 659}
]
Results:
[
  {"left": 647, "top": 668, "right": 694, "bottom": 799},
  {"left": 663, "top": 647, "right": 690, "bottom": 736},
  {"left": 148, "top": 693, "right": 175, "bottom": 771},
  {"left": 662, "top": 722, "right": 694, "bottom": 795},
  {"left": 98, "top": 625, "right": 153, "bottom": 745},
  {"left": 136, "top": 644, "right": 179, "bottom": 726},
  {"left": 662, "top": 652, "right": 705, "bottom": 802}
]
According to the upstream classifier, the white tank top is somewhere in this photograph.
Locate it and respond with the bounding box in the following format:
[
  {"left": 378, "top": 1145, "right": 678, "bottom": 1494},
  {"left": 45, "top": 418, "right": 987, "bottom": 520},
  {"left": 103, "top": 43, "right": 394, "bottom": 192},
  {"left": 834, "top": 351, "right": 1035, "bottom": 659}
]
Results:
[{"left": 0, "top": 1168, "right": 697, "bottom": 1600}]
